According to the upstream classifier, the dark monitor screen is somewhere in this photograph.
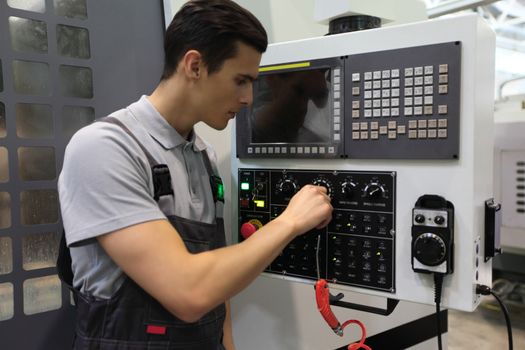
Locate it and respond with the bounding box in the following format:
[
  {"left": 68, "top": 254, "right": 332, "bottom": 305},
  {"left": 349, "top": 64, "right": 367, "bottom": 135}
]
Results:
[{"left": 249, "top": 68, "right": 332, "bottom": 144}]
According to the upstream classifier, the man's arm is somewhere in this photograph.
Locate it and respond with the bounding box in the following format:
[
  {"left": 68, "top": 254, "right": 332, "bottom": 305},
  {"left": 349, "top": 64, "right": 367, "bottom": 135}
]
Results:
[{"left": 98, "top": 184, "right": 332, "bottom": 323}]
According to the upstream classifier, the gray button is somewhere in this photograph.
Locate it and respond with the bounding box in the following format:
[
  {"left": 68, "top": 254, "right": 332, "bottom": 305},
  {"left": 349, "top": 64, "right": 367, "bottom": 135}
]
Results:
[
  {"left": 352, "top": 101, "right": 360, "bottom": 109},
  {"left": 364, "top": 81, "right": 372, "bottom": 90},
  {"left": 382, "top": 108, "right": 390, "bottom": 117},
  {"left": 405, "top": 77, "right": 413, "bottom": 86},
  {"left": 438, "top": 119, "right": 448, "bottom": 128},
  {"left": 414, "top": 96, "right": 423, "bottom": 106},
  {"left": 364, "top": 100, "right": 372, "bottom": 108},
  {"left": 414, "top": 106, "right": 423, "bottom": 115},
  {"left": 382, "top": 70, "right": 391, "bottom": 78},
  {"left": 382, "top": 99, "right": 390, "bottom": 107},
  {"left": 397, "top": 125, "right": 406, "bottom": 134},
  {"left": 408, "top": 130, "right": 417, "bottom": 139},
  {"left": 428, "top": 129, "right": 437, "bottom": 138},
  {"left": 414, "top": 67, "right": 423, "bottom": 76},
  {"left": 391, "top": 79, "right": 400, "bottom": 88},
  {"left": 428, "top": 119, "right": 437, "bottom": 128},
  {"left": 304, "top": 147, "right": 310, "bottom": 154},
  {"left": 404, "top": 107, "right": 413, "bottom": 116},
  {"left": 364, "top": 72, "right": 372, "bottom": 80},
  {"left": 414, "top": 87, "right": 423, "bottom": 96},
  {"left": 334, "top": 123, "right": 340, "bottom": 131},
  {"left": 352, "top": 87, "right": 360, "bottom": 96},
  {"left": 334, "top": 84, "right": 341, "bottom": 91},
  {"left": 373, "top": 90, "right": 381, "bottom": 98},
  {"left": 418, "top": 129, "right": 427, "bottom": 139},
  {"left": 424, "top": 65, "right": 434, "bottom": 75},
  {"left": 373, "top": 80, "right": 381, "bottom": 89},
  {"left": 328, "top": 147, "right": 335, "bottom": 153},
  {"left": 405, "top": 87, "right": 413, "bottom": 96},
  {"left": 391, "top": 88, "right": 400, "bottom": 97},
  {"left": 382, "top": 80, "right": 390, "bottom": 88},
  {"left": 414, "top": 77, "right": 423, "bottom": 86},
  {"left": 360, "top": 122, "right": 368, "bottom": 130},
  {"left": 371, "top": 131, "right": 379, "bottom": 139},
  {"left": 439, "top": 74, "right": 448, "bottom": 84},
  {"left": 405, "top": 67, "right": 414, "bottom": 76},
  {"left": 391, "top": 69, "right": 400, "bottom": 78},
  {"left": 360, "top": 131, "right": 369, "bottom": 140},
  {"left": 438, "top": 105, "right": 448, "bottom": 114},
  {"left": 424, "top": 106, "right": 433, "bottom": 115},
  {"left": 248, "top": 147, "right": 253, "bottom": 154},
  {"left": 424, "top": 86, "right": 434, "bottom": 95},
  {"left": 364, "top": 109, "right": 372, "bottom": 118},
  {"left": 364, "top": 91, "right": 372, "bottom": 99},
  {"left": 255, "top": 147, "right": 261, "bottom": 154},
  {"left": 352, "top": 73, "right": 360, "bottom": 82},
  {"left": 382, "top": 89, "right": 391, "bottom": 98},
  {"left": 352, "top": 131, "right": 360, "bottom": 140},
  {"left": 408, "top": 120, "right": 418, "bottom": 129},
  {"left": 391, "top": 108, "right": 399, "bottom": 116},
  {"left": 418, "top": 120, "right": 427, "bottom": 128},
  {"left": 373, "top": 109, "right": 381, "bottom": 117},
  {"left": 425, "top": 96, "right": 434, "bottom": 105},
  {"left": 373, "top": 99, "right": 381, "bottom": 108},
  {"left": 334, "top": 134, "right": 340, "bottom": 141},
  {"left": 373, "top": 71, "right": 381, "bottom": 79},
  {"left": 388, "top": 121, "right": 397, "bottom": 129},
  {"left": 297, "top": 147, "right": 303, "bottom": 154},
  {"left": 424, "top": 76, "right": 433, "bottom": 85},
  {"left": 439, "top": 85, "right": 448, "bottom": 94},
  {"left": 388, "top": 130, "right": 397, "bottom": 139},
  {"left": 370, "top": 122, "right": 379, "bottom": 130},
  {"left": 379, "top": 126, "right": 388, "bottom": 134},
  {"left": 438, "top": 129, "right": 447, "bottom": 138},
  {"left": 404, "top": 97, "right": 413, "bottom": 106},
  {"left": 438, "top": 64, "right": 448, "bottom": 73},
  {"left": 391, "top": 98, "right": 400, "bottom": 107},
  {"left": 318, "top": 147, "right": 325, "bottom": 154},
  {"left": 290, "top": 147, "right": 296, "bottom": 153},
  {"left": 352, "top": 122, "right": 360, "bottom": 131}
]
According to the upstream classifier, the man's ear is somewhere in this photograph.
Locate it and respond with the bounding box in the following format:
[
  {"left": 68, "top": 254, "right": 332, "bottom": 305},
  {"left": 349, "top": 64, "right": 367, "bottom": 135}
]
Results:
[{"left": 182, "top": 50, "right": 204, "bottom": 80}]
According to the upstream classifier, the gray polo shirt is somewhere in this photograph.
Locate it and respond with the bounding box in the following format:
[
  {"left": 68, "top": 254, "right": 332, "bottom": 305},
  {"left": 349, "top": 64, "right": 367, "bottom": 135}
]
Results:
[{"left": 58, "top": 95, "right": 219, "bottom": 299}]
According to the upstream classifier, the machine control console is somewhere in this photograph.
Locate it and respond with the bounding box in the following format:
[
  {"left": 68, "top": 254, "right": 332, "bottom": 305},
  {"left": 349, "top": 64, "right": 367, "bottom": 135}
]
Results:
[{"left": 238, "top": 169, "right": 396, "bottom": 293}]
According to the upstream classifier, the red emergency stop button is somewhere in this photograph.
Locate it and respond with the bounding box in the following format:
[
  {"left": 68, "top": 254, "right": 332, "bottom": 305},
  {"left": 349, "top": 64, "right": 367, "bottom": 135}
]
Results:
[
  {"left": 240, "top": 222, "right": 257, "bottom": 239},
  {"left": 240, "top": 219, "right": 263, "bottom": 239}
]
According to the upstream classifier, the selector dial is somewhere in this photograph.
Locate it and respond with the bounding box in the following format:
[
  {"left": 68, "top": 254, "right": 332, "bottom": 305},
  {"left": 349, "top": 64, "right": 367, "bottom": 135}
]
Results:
[
  {"left": 413, "top": 233, "right": 447, "bottom": 266},
  {"left": 340, "top": 178, "right": 358, "bottom": 200},
  {"left": 312, "top": 177, "right": 333, "bottom": 197},
  {"left": 277, "top": 177, "right": 299, "bottom": 196},
  {"left": 363, "top": 180, "right": 386, "bottom": 200}
]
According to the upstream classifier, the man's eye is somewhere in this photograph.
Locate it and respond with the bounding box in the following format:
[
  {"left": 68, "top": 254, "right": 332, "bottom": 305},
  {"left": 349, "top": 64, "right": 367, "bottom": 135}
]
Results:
[{"left": 236, "top": 79, "right": 247, "bottom": 86}]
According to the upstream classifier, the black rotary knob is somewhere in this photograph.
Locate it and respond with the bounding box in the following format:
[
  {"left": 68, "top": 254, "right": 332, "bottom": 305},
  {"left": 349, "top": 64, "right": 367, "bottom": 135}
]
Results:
[
  {"left": 363, "top": 182, "right": 385, "bottom": 199},
  {"left": 312, "top": 178, "right": 333, "bottom": 197},
  {"left": 415, "top": 214, "right": 426, "bottom": 224},
  {"left": 341, "top": 179, "right": 357, "bottom": 199},
  {"left": 414, "top": 233, "right": 447, "bottom": 266},
  {"left": 278, "top": 178, "right": 298, "bottom": 196},
  {"left": 434, "top": 215, "right": 445, "bottom": 225}
]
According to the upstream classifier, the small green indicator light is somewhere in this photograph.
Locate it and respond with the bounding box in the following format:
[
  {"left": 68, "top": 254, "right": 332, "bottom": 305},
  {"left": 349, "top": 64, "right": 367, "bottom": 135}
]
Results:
[
  {"left": 217, "top": 183, "right": 224, "bottom": 202},
  {"left": 241, "top": 182, "right": 250, "bottom": 190}
]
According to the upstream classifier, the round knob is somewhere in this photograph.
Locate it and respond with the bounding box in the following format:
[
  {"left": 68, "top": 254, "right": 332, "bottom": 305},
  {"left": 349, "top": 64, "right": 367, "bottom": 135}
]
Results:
[
  {"left": 312, "top": 178, "right": 333, "bottom": 197},
  {"left": 363, "top": 182, "right": 385, "bottom": 199},
  {"left": 341, "top": 179, "right": 357, "bottom": 199},
  {"left": 434, "top": 215, "right": 445, "bottom": 225},
  {"left": 240, "top": 219, "right": 263, "bottom": 239},
  {"left": 278, "top": 178, "right": 298, "bottom": 196},
  {"left": 415, "top": 214, "right": 426, "bottom": 224},
  {"left": 414, "top": 233, "right": 446, "bottom": 266}
]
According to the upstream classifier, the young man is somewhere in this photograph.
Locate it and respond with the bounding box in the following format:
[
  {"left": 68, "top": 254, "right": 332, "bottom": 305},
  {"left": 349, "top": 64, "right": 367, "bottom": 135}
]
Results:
[{"left": 58, "top": 1, "right": 333, "bottom": 349}]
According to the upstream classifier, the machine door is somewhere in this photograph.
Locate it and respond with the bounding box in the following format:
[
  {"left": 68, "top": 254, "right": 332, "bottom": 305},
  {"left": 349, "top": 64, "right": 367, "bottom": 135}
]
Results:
[{"left": 0, "top": 1, "right": 165, "bottom": 348}]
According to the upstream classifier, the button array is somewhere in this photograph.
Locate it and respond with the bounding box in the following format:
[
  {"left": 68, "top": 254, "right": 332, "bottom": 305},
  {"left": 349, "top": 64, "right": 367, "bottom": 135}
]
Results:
[
  {"left": 333, "top": 68, "right": 342, "bottom": 142},
  {"left": 351, "top": 63, "right": 451, "bottom": 141},
  {"left": 352, "top": 119, "right": 448, "bottom": 140},
  {"left": 247, "top": 146, "right": 336, "bottom": 155}
]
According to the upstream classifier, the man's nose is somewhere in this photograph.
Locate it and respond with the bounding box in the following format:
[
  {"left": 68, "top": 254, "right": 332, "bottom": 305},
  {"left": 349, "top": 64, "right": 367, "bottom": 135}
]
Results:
[{"left": 240, "top": 84, "right": 253, "bottom": 106}]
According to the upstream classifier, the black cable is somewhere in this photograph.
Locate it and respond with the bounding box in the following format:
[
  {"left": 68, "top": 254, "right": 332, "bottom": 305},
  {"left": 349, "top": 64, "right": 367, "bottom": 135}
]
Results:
[
  {"left": 476, "top": 284, "right": 514, "bottom": 350},
  {"left": 434, "top": 273, "right": 444, "bottom": 350}
]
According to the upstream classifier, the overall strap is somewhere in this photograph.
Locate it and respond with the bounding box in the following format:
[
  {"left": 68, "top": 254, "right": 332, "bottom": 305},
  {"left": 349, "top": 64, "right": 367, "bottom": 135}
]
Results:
[{"left": 100, "top": 116, "right": 173, "bottom": 201}]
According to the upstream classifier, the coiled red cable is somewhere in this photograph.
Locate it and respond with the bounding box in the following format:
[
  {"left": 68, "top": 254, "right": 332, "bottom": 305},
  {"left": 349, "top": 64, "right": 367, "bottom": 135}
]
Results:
[{"left": 315, "top": 279, "right": 372, "bottom": 350}]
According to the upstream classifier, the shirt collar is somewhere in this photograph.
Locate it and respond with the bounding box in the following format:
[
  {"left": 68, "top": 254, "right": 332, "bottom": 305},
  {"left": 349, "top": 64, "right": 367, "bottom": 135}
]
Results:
[{"left": 127, "top": 95, "right": 207, "bottom": 152}]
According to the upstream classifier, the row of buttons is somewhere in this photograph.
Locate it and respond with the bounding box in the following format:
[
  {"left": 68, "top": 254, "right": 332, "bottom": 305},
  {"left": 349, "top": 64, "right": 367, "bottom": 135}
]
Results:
[
  {"left": 352, "top": 104, "right": 448, "bottom": 118},
  {"left": 352, "top": 64, "right": 448, "bottom": 82},
  {"left": 352, "top": 128, "right": 448, "bottom": 140},
  {"left": 247, "top": 146, "right": 337, "bottom": 155},
  {"left": 333, "top": 68, "right": 343, "bottom": 141},
  {"left": 352, "top": 119, "right": 448, "bottom": 131}
]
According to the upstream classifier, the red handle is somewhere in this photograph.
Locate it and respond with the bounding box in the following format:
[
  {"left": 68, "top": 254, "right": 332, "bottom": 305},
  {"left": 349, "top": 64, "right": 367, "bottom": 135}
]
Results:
[{"left": 315, "top": 279, "right": 340, "bottom": 330}]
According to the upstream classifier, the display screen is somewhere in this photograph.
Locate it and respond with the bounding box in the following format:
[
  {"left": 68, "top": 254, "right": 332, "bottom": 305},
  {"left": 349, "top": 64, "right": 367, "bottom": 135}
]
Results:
[{"left": 249, "top": 68, "right": 332, "bottom": 144}]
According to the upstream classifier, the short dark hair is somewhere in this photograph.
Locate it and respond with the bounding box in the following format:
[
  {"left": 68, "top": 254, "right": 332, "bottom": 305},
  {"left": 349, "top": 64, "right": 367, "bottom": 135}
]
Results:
[{"left": 161, "top": 0, "right": 268, "bottom": 80}]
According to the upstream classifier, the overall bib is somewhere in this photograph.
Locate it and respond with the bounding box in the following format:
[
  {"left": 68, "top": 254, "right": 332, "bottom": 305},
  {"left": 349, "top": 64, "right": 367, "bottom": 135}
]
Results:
[{"left": 58, "top": 117, "right": 226, "bottom": 349}]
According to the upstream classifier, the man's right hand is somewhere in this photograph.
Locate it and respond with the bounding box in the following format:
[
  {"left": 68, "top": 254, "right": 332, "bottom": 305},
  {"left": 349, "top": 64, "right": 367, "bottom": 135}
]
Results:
[{"left": 275, "top": 184, "right": 333, "bottom": 237}]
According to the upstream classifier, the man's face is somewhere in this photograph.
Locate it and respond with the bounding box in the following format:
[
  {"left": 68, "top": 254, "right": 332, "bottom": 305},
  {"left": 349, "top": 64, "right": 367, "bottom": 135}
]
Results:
[{"left": 196, "top": 42, "right": 262, "bottom": 130}]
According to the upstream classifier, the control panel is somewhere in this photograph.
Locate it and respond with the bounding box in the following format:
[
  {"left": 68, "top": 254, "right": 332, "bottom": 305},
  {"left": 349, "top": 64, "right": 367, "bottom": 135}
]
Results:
[
  {"left": 238, "top": 169, "right": 396, "bottom": 292},
  {"left": 346, "top": 41, "right": 461, "bottom": 159}
]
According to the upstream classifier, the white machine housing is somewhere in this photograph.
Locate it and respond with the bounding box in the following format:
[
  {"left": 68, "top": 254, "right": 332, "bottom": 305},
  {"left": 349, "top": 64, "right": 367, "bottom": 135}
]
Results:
[
  {"left": 494, "top": 94, "right": 525, "bottom": 252},
  {"left": 232, "top": 13, "right": 495, "bottom": 314}
]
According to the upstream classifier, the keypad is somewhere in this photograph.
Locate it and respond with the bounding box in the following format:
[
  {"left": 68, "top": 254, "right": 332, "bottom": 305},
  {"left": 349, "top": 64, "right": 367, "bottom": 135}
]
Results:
[{"left": 350, "top": 62, "right": 450, "bottom": 142}]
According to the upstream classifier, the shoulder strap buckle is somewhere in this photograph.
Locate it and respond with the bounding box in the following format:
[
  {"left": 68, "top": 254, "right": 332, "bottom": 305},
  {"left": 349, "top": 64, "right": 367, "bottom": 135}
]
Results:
[{"left": 152, "top": 164, "right": 174, "bottom": 201}]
